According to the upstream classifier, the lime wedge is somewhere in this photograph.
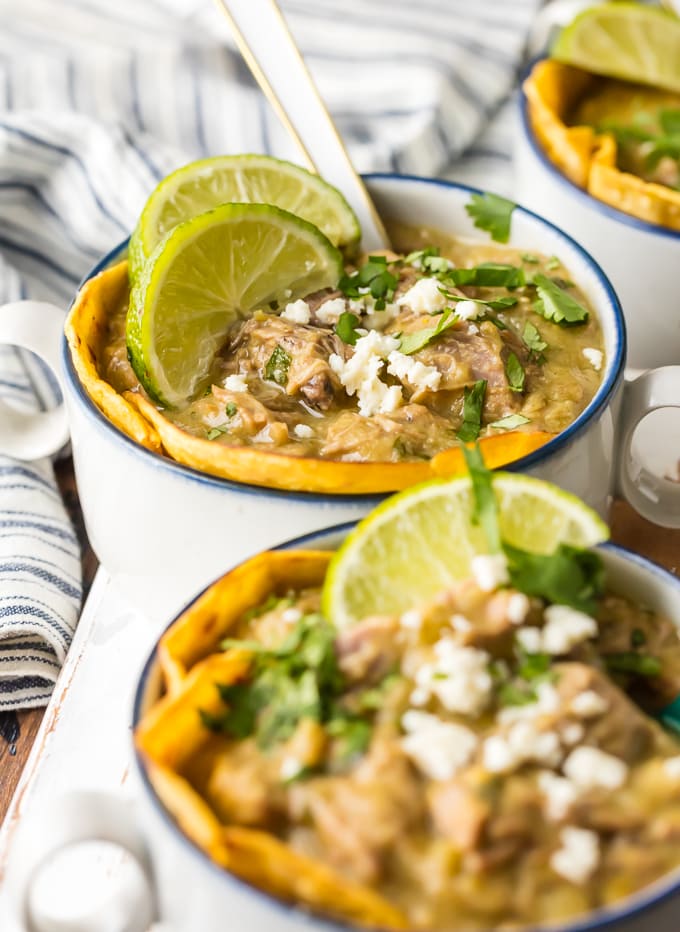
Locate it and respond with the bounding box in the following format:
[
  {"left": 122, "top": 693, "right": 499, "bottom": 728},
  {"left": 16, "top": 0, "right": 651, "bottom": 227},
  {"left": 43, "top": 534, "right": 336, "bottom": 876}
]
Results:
[
  {"left": 552, "top": 3, "right": 680, "bottom": 93},
  {"left": 126, "top": 203, "right": 343, "bottom": 406},
  {"left": 129, "top": 154, "right": 360, "bottom": 278},
  {"left": 322, "top": 473, "right": 608, "bottom": 628}
]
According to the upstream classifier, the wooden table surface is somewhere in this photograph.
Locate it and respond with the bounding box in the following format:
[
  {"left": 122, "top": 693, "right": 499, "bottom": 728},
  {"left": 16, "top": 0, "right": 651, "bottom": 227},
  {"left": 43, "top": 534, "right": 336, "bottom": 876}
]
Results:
[{"left": 0, "top": 464, "right": 679, "bottom": 825}]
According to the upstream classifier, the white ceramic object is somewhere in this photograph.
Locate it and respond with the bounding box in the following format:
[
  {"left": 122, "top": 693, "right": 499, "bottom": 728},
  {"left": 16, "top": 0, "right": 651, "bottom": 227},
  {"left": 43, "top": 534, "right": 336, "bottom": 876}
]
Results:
[
  {"left": 1, "top": 176, "right": 680, "bottom": 621},
  {"left": 6, "top": 527, "right": 680, "bottom": 932},
  {"left": 515, "top": 68, "right": 680, "bottom": 370}
]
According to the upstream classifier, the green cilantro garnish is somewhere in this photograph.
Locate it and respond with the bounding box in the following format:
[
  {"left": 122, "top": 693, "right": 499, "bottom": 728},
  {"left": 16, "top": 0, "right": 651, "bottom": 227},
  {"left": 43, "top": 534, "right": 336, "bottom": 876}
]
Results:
[
  {"left": 207, "top": 426, "right": 228, "bottom": 441},
  {"left": 631, "top": 627, "right": 647, "bottom": 648},
  {"left": 225, "top": 402, "right": 237, "bottom": 417},
  {"left": 403, "top": 246, "right": 452, "bottom": 275},
  {"left": 264, "top": 345, "right": 292, "bottom": 386},
  {"left": 398, "top": 309, "right": 459, "bottom": 355},
  {"left": 465, "top": 192, "right": 516, "bottom": 243},
  {"left": 242, "top": 593, "right": 294, "bottom": 622},
  {"left": 488, "top": 413, "right": 530, "bottom": 431},
  {"left": 522, "top": 322, "right": 548, "bottom": 362},
  {"left": 456, "top": 379, "right": 488, "bottom": 444},
  {"left": 505, "top": 352, "right": 525, "bottom": 393},
  {"left": 521, "top": 253, "right": 540, "bottom": 264},
  {"left": 335, "top": 311, "right": 361, "bottom": 345},
  {"left": 446, "top": 262, "right": 525, "bottom": 289},
  {"left": 660, "top": 109, "right": 680, "bottom": 136},
  {"left": 326, "top": 716, "right": 372, "bottom": 762},
  {"left": 498, "top": 681, "right": 539, "bottom": 707},
  {"left": 546, "top": 256, "right": 561, "bottom": 271},
  {"left": 604, "top": 652, "right": 661, "bottom": 677},
  {"left": 338, "top": 255, "right": 398, "bottom": 310},
  {"left": 533, "top": 274, "right": 589, "bottom": 326},
  {"left": 439, "top": 289, "right": 518, "bottom": 312},
  {"left": 461, "top": 445, "right": 605, "bottom": 613}
]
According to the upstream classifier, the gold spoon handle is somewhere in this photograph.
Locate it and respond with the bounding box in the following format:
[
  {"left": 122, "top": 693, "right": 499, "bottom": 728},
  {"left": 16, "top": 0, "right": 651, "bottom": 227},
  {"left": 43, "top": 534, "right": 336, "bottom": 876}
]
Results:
[{"left": 214, "top": 0, "right": 391, "bottom": 251}]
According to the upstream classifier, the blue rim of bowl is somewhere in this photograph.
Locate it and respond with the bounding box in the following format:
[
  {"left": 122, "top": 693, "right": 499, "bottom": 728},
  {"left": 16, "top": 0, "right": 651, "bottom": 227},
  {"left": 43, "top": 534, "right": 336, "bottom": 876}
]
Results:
[
  {"left": 131, "top": 527, "right": 680, "bottom": 932},
  {"left": 61, "top": 173, "right": 626, "bottom": 502},
  {"left": 518, "top": 62, "right": 680, "bottom": 241}
]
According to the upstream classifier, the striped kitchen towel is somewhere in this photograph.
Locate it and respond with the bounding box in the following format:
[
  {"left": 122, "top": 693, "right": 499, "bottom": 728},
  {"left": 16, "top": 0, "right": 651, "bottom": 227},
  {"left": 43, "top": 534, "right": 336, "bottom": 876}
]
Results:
[{"left": 0, "top": 0, "right": 539, "bottom": 708}]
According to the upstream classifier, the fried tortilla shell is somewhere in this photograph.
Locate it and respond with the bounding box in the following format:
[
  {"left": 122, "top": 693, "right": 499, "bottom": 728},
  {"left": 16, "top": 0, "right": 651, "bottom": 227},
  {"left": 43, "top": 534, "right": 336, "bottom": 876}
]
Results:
[
  {"left": 136, "top": 644, "right": 408, "bottom": 930},
  {"left": 524, "top": 60, "right": 680, "bottom": 230},
  {"left": 158, "top": 550, "right": 331, "bottom": 694}
]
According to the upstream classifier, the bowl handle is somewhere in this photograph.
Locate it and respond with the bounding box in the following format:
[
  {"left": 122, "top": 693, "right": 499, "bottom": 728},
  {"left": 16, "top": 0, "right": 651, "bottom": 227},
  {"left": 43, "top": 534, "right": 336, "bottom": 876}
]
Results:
[
  {"left": 3, "top": 790, "right": 163, "bottom": 932},
  {"left": 0, "top": 300, "right": 70, "bottom": 460},
  {"left": 616, "top": 367, "right": 680, "bottom": 529}
]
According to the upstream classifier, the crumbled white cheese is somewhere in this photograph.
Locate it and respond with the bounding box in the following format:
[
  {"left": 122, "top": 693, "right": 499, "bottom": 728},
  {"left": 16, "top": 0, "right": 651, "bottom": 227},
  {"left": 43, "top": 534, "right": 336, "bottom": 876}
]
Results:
[
  {"left": 550, "top": 826, "right": 600, "bottom": 884},
  {"left": 516, "top": 626, "right": 543, "bottom": 655},
  {"left": 281, "top": 608, "right": 302, "bottom": 624},
  {"left": 387, "top": 350, "right": 441, "bottom": 393},
  {"left": 541, "top": 605, "right": 598, "bottom": 654},
  {"left": 364, "top": 302, "right": 401, "bottom": 332},
  {"left": 498, "top": 681, "right": 560, "bottom": 725},
  {"left": 563, "top": 747, "right": 628, "bottom": 790},
  {"left": 396, "top": 276, "right": 448, "bottom": 314},
  {"left": 279, "top": 756, "right": 303, "bottom": 781},
  {"left": 664, "top": 756, "right": 680, "bottom": 780},
  {"left": 484, "top": 720, "right": 562, "bottom": 773},
  {"left": 413, "top": 639, "right": 493, "bottom": 717},
  {"left": 570, "top": 690, "right": 609, "bottom": 719},
  {"left": 401, "top": 711, "right": 478, "bottom": 780},
  {"left": 450, "top": 613, "right": 472, "bottom": 634},
  {"left": 471, "top": 554, "right": 509, "bottom": 592},
  {"left": 293, "top": 424, "right": 314, "bottom": 440},
  {"left": 538, "top": 771, "right": 578, "bottom": 821},
  {"left": 507, "top": 592, "right": 530, "bottom": 625},
  {"left": 315, "top": 297, "right": 346, "bottom": 324},
  {"left": 281, "top": 299, "right": 311, "bottom": 324},
  {"left": 252, "top": 425, "right": 277, "bottom": 444},
  {"left": 582, "top": 348, "right": 604, "bottom": 371},
  {"left": 560, "top": 722, "right": 585, "bottom": 746},
  {"left": 329, "top": 331, "right": 403, "bottom": 417},
  {"left": 223, "top": 373, "right": 248, "bottom": 393},
  {"left": 455, "top": 300, "right": 482, "bottom": 321},
  {"left": 400, "top": 609, "right": 423, "bottom": 630},
  {"left": 409, "top": 687, "right": 429, "bottom": 707}
]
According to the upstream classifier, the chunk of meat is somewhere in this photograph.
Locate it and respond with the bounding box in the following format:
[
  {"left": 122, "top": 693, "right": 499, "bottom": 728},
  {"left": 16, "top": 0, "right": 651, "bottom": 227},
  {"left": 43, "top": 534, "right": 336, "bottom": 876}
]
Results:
[
  {"left": 335, "top": 615, "right": 401, "bottom": 684},
  {"left": 320, "top": 404, "right": 455, "bottom": 461},
  {"left": 554, "top": 662, "right": 676, "bottom": 761},
  {"left": 210, "top": 385, "right": 288, "bottom": 444},
  {"left": 288, "top": 738, "right": 423, "bottom": 884},
  {"left": 229, "top": 315, "right": 345, "bottom": 410},
  {"left": 206, "top": 740, "right": 281, "bottom": 826},
  {"left": 427, "top": 777, "right": 490, "bottom": 851}
]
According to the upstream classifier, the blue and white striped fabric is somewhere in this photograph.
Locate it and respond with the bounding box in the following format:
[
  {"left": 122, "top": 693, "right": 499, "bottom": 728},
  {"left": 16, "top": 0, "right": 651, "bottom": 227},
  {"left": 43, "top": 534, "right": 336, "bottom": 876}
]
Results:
[{"left": 0, "top": 0, "right": 539, "bottom": 708}]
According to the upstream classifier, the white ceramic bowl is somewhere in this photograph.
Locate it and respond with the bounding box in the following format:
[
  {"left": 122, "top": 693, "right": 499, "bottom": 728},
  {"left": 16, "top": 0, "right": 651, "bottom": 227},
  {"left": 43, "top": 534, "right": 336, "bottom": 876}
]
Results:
[
  {"left": 515, "top": 63, "right": 680, "bottom": 371},
  {"left": 5, "top": 526, "right": 680, "bottom": 932},
  {"left": 2, "top": 174, "right": 680, "bottom": 620}
]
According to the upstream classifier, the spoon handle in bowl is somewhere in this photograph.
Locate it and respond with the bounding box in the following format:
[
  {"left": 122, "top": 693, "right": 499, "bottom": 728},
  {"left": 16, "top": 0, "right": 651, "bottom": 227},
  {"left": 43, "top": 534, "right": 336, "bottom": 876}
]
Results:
[{"left": 215, "top": 0, "right": 391, "bottom": 252}]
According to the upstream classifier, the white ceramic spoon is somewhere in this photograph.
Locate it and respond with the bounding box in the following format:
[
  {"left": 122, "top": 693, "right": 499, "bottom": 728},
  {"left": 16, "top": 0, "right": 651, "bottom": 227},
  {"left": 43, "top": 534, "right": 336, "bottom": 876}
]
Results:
[{"left": 214, "top": 0, "right": 391, "bottom": 252}]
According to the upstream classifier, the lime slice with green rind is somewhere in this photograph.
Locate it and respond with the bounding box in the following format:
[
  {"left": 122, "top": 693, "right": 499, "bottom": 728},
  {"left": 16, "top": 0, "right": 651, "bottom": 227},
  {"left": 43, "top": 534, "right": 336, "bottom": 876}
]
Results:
[
  {"left": 552, "top": 3, "right": 680, "bottom": 93},
  {"left": 322, "top": 473, "right": 609, "bottom": 629},
  {"left": 129, "top": 154, "right": 360, "bottom": 279},
  {"left": 126, "top": 203, "right": 343, "bottom": 406}
]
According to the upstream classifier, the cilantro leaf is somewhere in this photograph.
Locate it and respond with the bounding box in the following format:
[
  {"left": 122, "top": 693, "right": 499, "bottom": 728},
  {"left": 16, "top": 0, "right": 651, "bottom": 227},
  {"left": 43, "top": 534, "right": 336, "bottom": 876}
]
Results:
[
  {"left": 604, "top": 652, "right": 661, "bottom": 677},
  {"left": 533, "top": 274, "right": 589, "bottom": 326},
  {"left": 206, "top": 426, "right": 228, "bottom": 441},
  {"left": 339, "top": 255, "right": 398, "bottom": 309},
  {"left": 439, "top": 290, "right": 518, "bottom": 313},
  {"left": 225, "top": 402, "right": 237, "bottom": 417},
  {"left": 505, "top": 352, "right": 525, "bottom": 393},
  {"left": 465, "top": 193, "right": 516, "bottom": 243},
  {"left": 504, "top": 542, "right": 605, "bottom": 615},
  {"left": 456, "top": 379, "right": 487, "bottom": 444},
  {"left": 488, "top": 413, "right": 530, "bottom": 431},
  {"left": 335, "top": 311, "right": 361, "bottom": 345},
  {"left": 461, "top": 441, "right": 502, "bottom": 554},
  {"left": 631, "top": 627, "right": 647, "bottom": 648},
  {"left": 398, "top": 309, "right": 459, "bottom": 355},
  {"left": 660, "top": 108, "right": 680, "bottom": 136},
  {"left": 264, "top": 345, "right": 292, "bottom": 385},
  {"left": 327, "top": 716, "right": 372, "bottom": 762},
  {"left": 522, "top": 322, "right": 548, "bottom": 361},
  {"left": 521, "top": 253, "right": 540, "bottom": 264},
  {"left": 546, "top": 256, "right": 561, "bottom": 271},
  {"left": 447, "top": 262, "right": 525, "bottom": 289}
]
